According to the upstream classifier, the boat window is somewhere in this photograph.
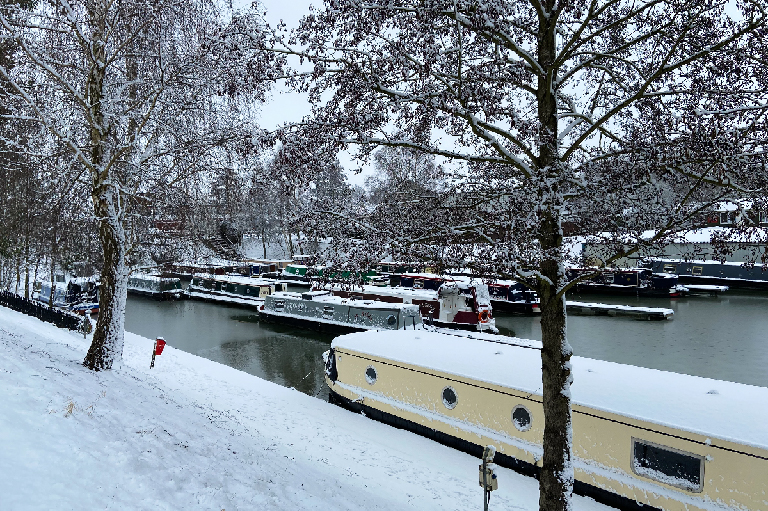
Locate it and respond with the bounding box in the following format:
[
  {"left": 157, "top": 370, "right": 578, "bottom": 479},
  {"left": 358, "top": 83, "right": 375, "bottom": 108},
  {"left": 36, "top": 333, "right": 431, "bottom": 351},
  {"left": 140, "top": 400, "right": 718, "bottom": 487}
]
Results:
[
  {"left": 386, "top": 314, "right": 397, "bottom": 326},
  {"left": 323, "top": 306, "right": 335, "bottom": 319},
  {"left": 603, "top": 273, "right": 614, "bottom": 284},
  {"left": 512, "top": 405, "right": 532, "bottom": 432},
  {"left": 692, "top": 266, "right": 703, "bottom": 276},
  {"left": 365, "top": 366, "right": 377, "bottom": 385},
  {"left": 442, "top": 386, "right": 458, "bottom": 410},
  {"left": 663, "top": 264, "right": 676, "bottom": 273},
  {"left": 274, "top": 299, "right": 285, "bottom": 311},
  {"left": 631, "top": 439, "right": 704, "bottom": 492}
]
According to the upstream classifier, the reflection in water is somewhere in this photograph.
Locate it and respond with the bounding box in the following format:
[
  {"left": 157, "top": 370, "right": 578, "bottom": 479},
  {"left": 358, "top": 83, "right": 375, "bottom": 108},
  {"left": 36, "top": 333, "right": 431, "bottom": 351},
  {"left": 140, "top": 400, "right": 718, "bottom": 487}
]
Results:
[
  {"left": 125, "top": 295, "right": 334, "bottom": 400},
  {"left": 126, "top": 289, "right": 768, "bottom": 400},
  {"left": 494, "top": 291, "right": 768, "bottom": 388}
]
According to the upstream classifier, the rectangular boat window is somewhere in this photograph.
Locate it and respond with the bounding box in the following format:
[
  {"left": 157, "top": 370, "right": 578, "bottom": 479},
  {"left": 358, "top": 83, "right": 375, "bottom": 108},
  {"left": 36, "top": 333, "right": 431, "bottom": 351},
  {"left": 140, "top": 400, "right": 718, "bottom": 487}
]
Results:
[
  {"left": 692, "top": 266, "right": 703, "bottom": 276},
  {"left": 323, "top": 305, "right": 335, "bottom": 319},
  {"left": 663, "top": 264, "right": 676, "bottom": 273},
  {"left": 274, "top": 299, "right": 285, "bottom": 311},
  {"left": 603, "top": 273, "right": 614, "bottom": 284},
  {"left": 631, "top": 438, "right": 704, "bottom": 492}
]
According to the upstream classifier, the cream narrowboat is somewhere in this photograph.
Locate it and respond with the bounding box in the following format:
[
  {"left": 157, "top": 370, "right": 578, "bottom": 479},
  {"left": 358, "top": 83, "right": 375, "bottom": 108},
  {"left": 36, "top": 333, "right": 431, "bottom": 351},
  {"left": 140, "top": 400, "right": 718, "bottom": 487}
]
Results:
[{"left": 324, "top": 330, "right": 768, "bottom": 511}]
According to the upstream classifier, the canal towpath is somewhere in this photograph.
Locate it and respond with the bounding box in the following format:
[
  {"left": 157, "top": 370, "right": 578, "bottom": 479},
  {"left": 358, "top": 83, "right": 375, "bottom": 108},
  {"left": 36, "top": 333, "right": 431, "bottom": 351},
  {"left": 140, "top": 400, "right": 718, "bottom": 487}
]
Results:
[{"left": 0, "top": 305, "right": 612, "bottom": 511}]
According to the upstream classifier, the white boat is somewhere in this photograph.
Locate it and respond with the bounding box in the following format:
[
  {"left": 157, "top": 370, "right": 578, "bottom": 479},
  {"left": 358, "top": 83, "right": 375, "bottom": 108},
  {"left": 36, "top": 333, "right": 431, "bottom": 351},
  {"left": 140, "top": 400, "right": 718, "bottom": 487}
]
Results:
[
  {"left": 325, "top": 330, "right": 768, "bottom": 511},
  {"left": 328, "top": 274, "right": 497, "bottom": 333},
  {"left": 259, "top": 290, "right": 422, "bottom": 334}
]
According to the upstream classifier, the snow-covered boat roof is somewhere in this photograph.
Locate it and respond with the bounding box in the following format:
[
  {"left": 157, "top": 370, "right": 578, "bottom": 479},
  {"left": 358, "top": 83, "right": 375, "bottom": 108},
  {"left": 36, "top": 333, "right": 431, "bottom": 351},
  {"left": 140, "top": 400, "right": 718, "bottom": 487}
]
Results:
[
  {"left": 328, "top": 284, "right": 438, "bottom": 301},
  {"left": 588, "top": 227, "right": 768, "bottom": 245},
  {"left": 647, "top": 257, "right": 768, "bottom": 268},
  {"left": 332, "top": 330, "right": 768, "bottom": 450},
  {"left": 196, "top": 274, "right": 277, "bottom": 286},
  {"left": 273, "top": 292, "right": 421, "bottom": 311},
  {"left": 130, "top": 273, "right": 178, "bottom": 282}
]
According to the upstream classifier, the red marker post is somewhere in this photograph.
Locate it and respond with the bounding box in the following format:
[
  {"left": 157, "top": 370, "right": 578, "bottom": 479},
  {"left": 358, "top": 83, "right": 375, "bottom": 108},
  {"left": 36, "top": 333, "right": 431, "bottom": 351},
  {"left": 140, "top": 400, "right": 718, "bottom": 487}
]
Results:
[{"left": 150, "top": 337, "right": 166, "bottom": 369}]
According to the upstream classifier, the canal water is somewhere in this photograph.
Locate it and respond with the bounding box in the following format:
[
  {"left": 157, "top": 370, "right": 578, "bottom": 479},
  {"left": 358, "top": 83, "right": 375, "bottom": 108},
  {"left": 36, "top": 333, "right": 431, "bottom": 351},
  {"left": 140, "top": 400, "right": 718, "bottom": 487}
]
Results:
[{"left": 125, "top": 290, "right": 768, "bottom": 401}]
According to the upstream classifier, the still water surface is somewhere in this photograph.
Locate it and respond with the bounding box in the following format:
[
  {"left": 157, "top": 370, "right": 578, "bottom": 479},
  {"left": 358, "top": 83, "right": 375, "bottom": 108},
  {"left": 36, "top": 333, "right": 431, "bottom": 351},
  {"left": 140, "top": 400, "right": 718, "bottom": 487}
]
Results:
[{"left": 125, "top": 290, "right": 768, "bottom": 400}]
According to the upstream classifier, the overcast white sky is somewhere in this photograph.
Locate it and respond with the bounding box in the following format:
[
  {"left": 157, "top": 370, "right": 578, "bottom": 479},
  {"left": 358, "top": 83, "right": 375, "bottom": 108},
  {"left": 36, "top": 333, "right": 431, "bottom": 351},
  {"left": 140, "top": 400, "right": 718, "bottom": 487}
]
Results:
[{"left": 232, "top": 0, "right": 371, "bottom": 186}]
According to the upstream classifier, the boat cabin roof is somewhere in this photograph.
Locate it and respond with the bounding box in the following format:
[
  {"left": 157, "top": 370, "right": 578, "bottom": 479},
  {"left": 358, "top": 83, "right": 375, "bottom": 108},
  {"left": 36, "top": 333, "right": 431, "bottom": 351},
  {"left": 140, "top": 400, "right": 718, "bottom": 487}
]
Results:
[
  {"left": 332, "top": 330, "right": 768, "bottom": 450},
  {"left": 130, "top": 273, "right": 177, "bottom": 282},
  {"left": 648, "top": 257, "right": 768, "bottom": 268},
  {"left": 197, "top": 274, "right": 276, "bottom": 286},
  {"left": 273, "top": 291, "right": 421, "bottom": 312}
]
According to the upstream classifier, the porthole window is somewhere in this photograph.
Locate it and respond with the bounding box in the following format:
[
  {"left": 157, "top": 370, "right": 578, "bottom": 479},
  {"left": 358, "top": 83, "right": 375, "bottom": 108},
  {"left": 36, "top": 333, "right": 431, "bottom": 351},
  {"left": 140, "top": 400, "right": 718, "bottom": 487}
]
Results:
[
  {"left": 512, "top": 405, "right": 532, "bottom": 432},
  {"left": 442, "top": 386, "right": 458, "bottom": 409},
  {"left": 386, "top": 314, "right": 397, "bottom": 326},
  {"left": 365, "top": 366, "right": 377, "bottom": 385}
]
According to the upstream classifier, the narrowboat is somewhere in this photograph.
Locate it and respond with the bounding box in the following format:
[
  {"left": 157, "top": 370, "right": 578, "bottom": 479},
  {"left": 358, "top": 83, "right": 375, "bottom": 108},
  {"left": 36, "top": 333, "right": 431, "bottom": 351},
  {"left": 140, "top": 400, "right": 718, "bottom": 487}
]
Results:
[
  {"left": 325, "top": 330, "right": 768, "bottom": 511},
  {"left": 328, "top": 275, "right": 497, "bottom": 333},
  {"left": 126, "top": 273, "right": 183, "bottom": 300},
  {"left": 187, "top": 274, "right": 286, "bottom": 309},
  {"left": 643, "top": 258, "right": 768, "bottom": 290},
  {"left": 280, "top": 264, "right": 320, "bottom": 285},
  {"left": 567, "top": 267, "right": 688, "bottom": 297},
  {"left": 487, "top": 279, "right": 541, "bottom": 314},
  {"left": 259, "top": 290, "right": 422, "bottom": 334},
  {"left": 37, "top": 277, "right": 99, "bottom": 313}
]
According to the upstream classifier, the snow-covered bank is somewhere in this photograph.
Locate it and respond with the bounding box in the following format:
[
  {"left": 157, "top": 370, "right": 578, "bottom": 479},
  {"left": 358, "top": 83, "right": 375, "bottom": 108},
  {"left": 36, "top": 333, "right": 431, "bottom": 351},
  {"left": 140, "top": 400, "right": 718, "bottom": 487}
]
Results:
[{"left": 0, "top": 305, "right": 611, "bottom": 510}]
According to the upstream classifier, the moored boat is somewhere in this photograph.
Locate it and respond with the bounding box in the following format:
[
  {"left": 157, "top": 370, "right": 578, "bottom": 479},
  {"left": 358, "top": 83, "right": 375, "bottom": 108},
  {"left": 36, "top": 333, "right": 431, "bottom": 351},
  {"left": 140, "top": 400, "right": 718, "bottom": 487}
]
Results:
[
  {"left": 187, "top": 274, "right": 287, "bottom": 309},
  {"left": 37, "top": 277, "right": 99, "bottom": 313},
  {"left": 127, "top": 273, "right": 183, "bottom": 300},
  {"left": 324, "top": 329, "right": 768, "bottom": 511},
  {"left": 487, "top": 279, "right": 541, "bottom": 314},
  {"left": 643, "top": 258, "right": 768, "bottom": 290},
  {"left": 328, "top": 274, "right": 497, "bottom": 333},
  {"left": 567, "top": 267, "right": 688, "bottom": 297},
  {"left": 259, "top": 290, "right": 422, "bottom": 334}
]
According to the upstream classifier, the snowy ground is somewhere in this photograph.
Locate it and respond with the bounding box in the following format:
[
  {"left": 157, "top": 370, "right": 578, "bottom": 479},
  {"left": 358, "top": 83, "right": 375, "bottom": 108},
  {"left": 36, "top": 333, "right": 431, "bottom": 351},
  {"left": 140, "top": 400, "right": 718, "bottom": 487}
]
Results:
[{"left": 0, "top": 305, "right": 611, "bottom": 511}]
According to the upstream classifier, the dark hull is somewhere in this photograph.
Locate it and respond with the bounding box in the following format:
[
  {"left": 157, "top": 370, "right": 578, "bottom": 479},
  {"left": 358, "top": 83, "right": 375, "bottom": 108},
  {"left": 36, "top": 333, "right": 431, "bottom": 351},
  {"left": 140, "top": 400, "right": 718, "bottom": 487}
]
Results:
[
  {"left": 677, "top": 275, "right": 768, "bottom": 290},
  {"left": 490, "top": 299, "right": 540, "bottom": 314},
  {"left": 571, "top": 284, "right": 681, "bottom": 297},
  {"left": 258, "top": 309, "right": 368, "bottom": 335},
  {"left": 127, "top": 288, "right": 183, "bottom": 301},
  {"left": 327, "top": 387, "right": 655, "bottom": 511},
  {"left": 426, "top": 319, "right": 495, "bottom": 332},
  {"left": 186, "top": 290, "right": 263, "bottom": 311}
]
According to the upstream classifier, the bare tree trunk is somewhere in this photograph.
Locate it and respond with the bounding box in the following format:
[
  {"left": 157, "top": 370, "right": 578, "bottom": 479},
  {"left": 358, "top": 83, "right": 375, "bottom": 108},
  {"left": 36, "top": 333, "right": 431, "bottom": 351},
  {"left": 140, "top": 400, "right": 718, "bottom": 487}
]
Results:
[
  {"left": 32, "top": 256, "right": 40, "bottom": 298},
  {"left": 262, "top": 227, "right": 267, "bottom": 259},
  {"left": 83, "top": 3, "right": 128, "bottom": 370},
  {"left": 15, "top": 252, "right": 21, "bottom": 295},
  {"left": 538, "top": 212, "right": 574, "bottom": 511},
  {"left": 49, "top": 257, "right": 56, "bottom": 306},
  {"left": 537, "top": 3, "right": 574, "bottom": 510},
  {"left": 24, "top": 236, "right": 30, "bottom": 299},
  {"left": 84, "top": 199, "right": 128, "bottom": 370}
]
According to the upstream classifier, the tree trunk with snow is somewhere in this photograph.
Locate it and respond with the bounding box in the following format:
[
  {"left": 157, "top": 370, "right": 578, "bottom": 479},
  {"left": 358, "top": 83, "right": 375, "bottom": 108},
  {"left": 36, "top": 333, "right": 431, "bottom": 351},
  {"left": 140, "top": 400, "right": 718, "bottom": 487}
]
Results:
[
  {"left": 84, "top": 193, "right": 128, "bottom": 370},
  {"left": 82, "top": 6, "right": 127, "bottom": 370},
  {"left": 536, "top": 5, "right": 574, "bottom": 509}
]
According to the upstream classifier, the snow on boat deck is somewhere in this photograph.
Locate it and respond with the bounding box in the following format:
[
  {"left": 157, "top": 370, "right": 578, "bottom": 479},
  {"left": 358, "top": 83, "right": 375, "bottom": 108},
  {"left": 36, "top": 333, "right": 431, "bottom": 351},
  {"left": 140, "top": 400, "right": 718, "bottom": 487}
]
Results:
[
  {"left": 566, "top": 300, "right": 674, "bottom": 318},
  {"left": 332, "top": 330, "right": 768, "bottom": 450}
]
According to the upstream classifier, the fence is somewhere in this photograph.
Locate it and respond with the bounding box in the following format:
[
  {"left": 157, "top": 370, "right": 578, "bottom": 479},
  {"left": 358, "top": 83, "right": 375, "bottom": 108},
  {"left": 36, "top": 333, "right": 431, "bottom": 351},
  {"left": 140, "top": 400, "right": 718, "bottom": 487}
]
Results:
[{"left": 0, "top": 290, "right": 82, "bottom": 331}]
